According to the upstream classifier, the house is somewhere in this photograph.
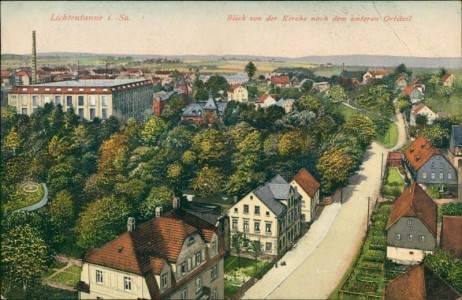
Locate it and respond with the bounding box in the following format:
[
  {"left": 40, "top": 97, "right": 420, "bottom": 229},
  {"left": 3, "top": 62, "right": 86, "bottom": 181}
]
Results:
[
  {"left": 402, "top": 86, "right": 424, "bottom": 104},
  {"left": 409, "top": 103, "right": 437, "bottom": 126},
  {"left": 441, "top": 215, "right": 462, "bottom": 258},
  {"left": 270, "top": 75, "right": 291, "bottom": 88},
  {"left": 313, "top": 82, "right": 330, "bottom": 93},
  {"left": 180, "top": 94, "right": 227, "bottom": 125},
  {"left": 386, "top": 183, "right": 437, "bottom": 264},
  {"left": 275, "top": 98, "right": 295, "bottom": 113},
  {"left": 14, "top": 70, "right": 31, "bottom": 86},
  {"left": 384, "top": 263, "right": 461, "bottom": 300},
  {"left": 227, "top": 175, "right": 302, "bottom": 257},
  {"left": 77, "top": 205, "right": 226, "bottom": 300},
  {"left": 440, "top": 73, "right": 455, "bottom": 87},
  {"left": 290, "top": 76, "right": 300, "bottom": 87},
  {"left": 227, "top": 85, "right": 248, "bottom": 102},
  {"left": 448, "top": 125, "right": 462, "bottom": 168},
  {"left": 394, "top": 75, "right": 408, "bottom": 90},
  {"left": 255, "top": 94, "right": 277, "bottom": 109},
  {"left": 290, "top": 168, "right": 320, "bottom": 223},
  {"left": 222, "top": 73, "right": 249, "bottom": 85},
  {"left": 402, "top": 136, "right": 458, "bottom": 188},
  {"left": 153, "top": 90, "right": 185, "bottom": 116},
  {"left": 338, "top": 70, "right": 364, "bottom": 90},
  {"left": 362, "top": 70, "right": 390, "bottom": 83},
  {"left": 387, "top": 152, "right": 404, "bottom": 168}
]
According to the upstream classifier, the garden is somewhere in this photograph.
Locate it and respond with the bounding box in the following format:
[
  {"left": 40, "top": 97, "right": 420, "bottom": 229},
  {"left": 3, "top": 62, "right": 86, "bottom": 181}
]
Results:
[
  {"left": 3, "top": 181, "right": 45, "bottom": 213},
  {"left": 381, "top": 167, "right": 407, "bottom": 199}
]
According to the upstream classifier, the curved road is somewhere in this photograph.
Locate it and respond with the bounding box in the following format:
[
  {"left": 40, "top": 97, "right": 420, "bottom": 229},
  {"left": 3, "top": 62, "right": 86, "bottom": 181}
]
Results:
[
  {"left": 243, "top": 109, "right": 406, "bottom": 299},
  {"left": 14, "top": 183, "right": 48, "bottom": 213}
]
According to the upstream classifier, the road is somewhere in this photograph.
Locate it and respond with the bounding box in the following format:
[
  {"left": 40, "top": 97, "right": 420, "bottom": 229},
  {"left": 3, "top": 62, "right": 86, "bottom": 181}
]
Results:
[{"left": 243, "top": 109, "right": 407, "bottom": 299}]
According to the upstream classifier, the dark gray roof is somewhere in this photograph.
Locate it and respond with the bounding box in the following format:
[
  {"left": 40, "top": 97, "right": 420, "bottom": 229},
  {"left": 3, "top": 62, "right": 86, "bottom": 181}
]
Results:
[
  {"left": 181, "top": 99, "right": 227, "bottom": 117},
  {"left": 452, "top": 125, "right": 462, "bottom": 146},
  {"left": 204, "top": 95, "right": 218, "bottom": 110}
]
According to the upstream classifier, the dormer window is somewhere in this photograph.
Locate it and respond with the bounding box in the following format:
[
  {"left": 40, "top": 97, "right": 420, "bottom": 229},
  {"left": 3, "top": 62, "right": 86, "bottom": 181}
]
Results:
[
  {"left": 161, "top": 273, "right": 168, "bottom": 288},
  {"left": 188, "top": 236, "right": 195, "bottom": 246}
]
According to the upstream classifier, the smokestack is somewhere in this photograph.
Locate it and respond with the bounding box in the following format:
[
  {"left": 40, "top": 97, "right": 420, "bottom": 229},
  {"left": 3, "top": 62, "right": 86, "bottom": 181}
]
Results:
[
  {"left": 31, "top": 31, "right": 37, "bottom": 84},
  {"left": 127, "top": 217, "right": 135, "bottom": 232}
]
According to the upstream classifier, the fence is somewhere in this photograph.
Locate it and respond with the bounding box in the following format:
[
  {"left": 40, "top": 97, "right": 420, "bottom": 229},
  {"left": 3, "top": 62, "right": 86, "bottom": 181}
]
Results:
[{"left": 230, "top": 278, "right": 256, "bottom": 300}]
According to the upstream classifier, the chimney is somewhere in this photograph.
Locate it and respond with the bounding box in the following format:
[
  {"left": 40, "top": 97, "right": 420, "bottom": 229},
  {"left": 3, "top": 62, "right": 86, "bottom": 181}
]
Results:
[
  {"left": 155, "top": 206, "right": 163, "bottom": 217},
  {"left": 127, "top": 217, "right": 135, "bottom": 232},
  {"left": 31, "top": 31, "right": 37, "bottom": 84},
  {"left": 173, "top": 197, "right": 180, "bottom": 209}
]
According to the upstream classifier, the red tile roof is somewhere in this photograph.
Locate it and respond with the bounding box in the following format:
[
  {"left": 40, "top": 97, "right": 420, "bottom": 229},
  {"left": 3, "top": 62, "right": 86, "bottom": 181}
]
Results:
[
  {"left": 291, "top": 168, "right": 320, "bottom": 198},
  {"left": 16, "top": 71, "right": 29, "bottom": 77},
  {"left": 387, "top": 151, "right": 403, "bottom": 160},
  {"left": 271, "top": 75, "right": 290, "bottom": 84},
  {"left": 386, "top": 183, "right": 437, "bottom": 237},
  {"left": 1, "top": 71, "right": 12, "bottom": 78},
  {"left": 394, "top": 75, "right": 406, "bottom": 84},
  {"left": 228, "top": 85, "right": 241, "bottom": 93},
  {"left": 440, "top": 73, "right": 453, "bottom": 82},
  {"left": 402, "top": 86, "right": 414, "bottom": 95},
  {"left": 384, "top": 263, "right": 461, "bottom": 300},
  {"left": 259, "top": 94, "right": 276, "bottom": 102},
  {"left": 411, "top": 103, "right": 427, "bottom": 115},
  {"left": 441, "top": 215, "right": 462, "bottom": 258},
  {"left": 155, "top": 70, "right": 173, "bottom": 75},
  {"left": 403, "top": 135, "right": 441, "bottom": 171}
]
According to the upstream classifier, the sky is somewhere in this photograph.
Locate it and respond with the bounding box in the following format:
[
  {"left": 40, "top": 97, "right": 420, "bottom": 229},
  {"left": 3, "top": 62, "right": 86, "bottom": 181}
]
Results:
[{"left": 1, "top": 1, "right": 461, "bottom": 58}]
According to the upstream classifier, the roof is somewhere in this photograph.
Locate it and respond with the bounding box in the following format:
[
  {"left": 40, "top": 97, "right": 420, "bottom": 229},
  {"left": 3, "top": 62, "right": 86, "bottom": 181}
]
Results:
[
  {"left": 411, "top": 103, "right": 432, "bottom": 115},
  {"left": 259, "top": 94, "right": 276, "bottom": 102},
  {"left": 384, "top": 263, "right": 461, "bottom": 300},
  {"left": 204, "top": 95, "right": 218, "bottom": 110},
  {"left": 386, "top": 183, "right": 437, "bottom": 237},
  {"left": 367, "top": 70, "right": 390, "bottom": 76},
  {"left": 228, "top": 85, "right": 241, "bottom": 93},
  {"left": 387, "top": 151, "right": 404, "bottom": 160},
  {"left": 440, "top": 73, "right": 453, "bottom": 82},
  {"left": 452, "top": 125, "right": 462, "bottom": 146},
  {"left": 403, "top": 135, "right": 441, "bottom": 171},
  {"left": 181, "top": 99, "right": 227, "bottom": 117},
  {"left": 441, "top": 215, "right": 462, "bottom": 258},
  {"left": 291, "top": 168, "right": 320, "bottom": 198},
  {"left": 271, "top": 75, "right": 290, "bottom": 84},
  {"left": 394, "top": 75, "right": 407, "bottom": 84},
  {"left": 16, "top": 71, "right": 29, "bottom": 77},
  {"left": 402, "top": 86, "right": 415, "bottom": 95}
]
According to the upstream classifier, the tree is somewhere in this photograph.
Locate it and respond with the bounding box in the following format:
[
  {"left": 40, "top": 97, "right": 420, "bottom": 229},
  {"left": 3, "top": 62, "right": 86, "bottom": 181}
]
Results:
[
  {"left": 139, "top": 186, "right": 175, "bottom": 220},
  {"left": 192, "top": 129, "right": 228, "bottom": 166},
  {"left": 191, "top": 166, "right": 224, "bottom": 196},
  {"left": 278, "top": 130, "right": 314, "bottom": 158},
  {"left": 415, "top": 114, "right": 429, "bottom": 128},
  {"left": 298, "top": 94, "right": 321, "bottom": 113},
  {"left": 244, "top": 62, "right": 257, "bottom": 81},
  {"left": 440, "top": 203, "right": 462, "bottom": 216},
  {"left": 205, "top": 75, "right": 230, "bottom": 98},
  {"left": 4, "top": 128, "right": 22, "bottom": 155},
  {"left": 231, "top": 232, "right": 248, "bottom": 269},
  {"left": 141, "top": 116, "right": 167, "bottom": 146},
  {"left": 250, "top": 239, "right": 263, "bottom": 273},
  {"left": 76, "top": 196, "right": 130, "bottom": 249},
  {"left": 225, "top": 168, "right": 265, "bottom": 196},
  {"left": 317, "top": 146, "right": 356, "bottom": 193},
  {"left": 233, "top": 130, "right": 263, "bottom": 170},
  {"left": 1, "top": 224, "right": 51, "bottom": 292},
  {"left": 327, "top": 85, "right": 347, "bottom": 102},
  {"left": 424, "top": 250, "right": 462, "bottom": 293},
  {"left": 420, "top": 124, "right": 450, "bottom": 148},
  {"left": 343, "top": 115, "right": 376, "bottom": 148},
  {"left": 49, "top": 190, "right": 74, "bottom": 232}
]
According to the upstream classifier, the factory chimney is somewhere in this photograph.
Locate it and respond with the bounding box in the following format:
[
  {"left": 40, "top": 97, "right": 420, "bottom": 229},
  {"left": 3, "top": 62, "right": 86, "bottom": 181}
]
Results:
[{"left": 31, "top": 31, "right": 37, "bottom": 84}]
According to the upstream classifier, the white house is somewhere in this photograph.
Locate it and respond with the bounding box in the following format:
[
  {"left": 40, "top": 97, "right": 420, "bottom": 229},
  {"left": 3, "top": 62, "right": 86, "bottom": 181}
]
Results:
[
  {"left": 409, "top": 103, "right": 437, "bottom": 126},
  {"left": 228, "top": 85, "right": 248, "bottom": 102},
  {"left": 290, "top": 168, "right": 321, "bottom": 223}
]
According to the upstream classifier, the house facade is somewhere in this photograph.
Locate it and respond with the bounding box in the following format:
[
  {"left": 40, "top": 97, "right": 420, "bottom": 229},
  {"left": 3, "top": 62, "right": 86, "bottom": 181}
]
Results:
[
  {"left": 402, "top": 136, "right": 458, "bottom": 187},
  {"left": 409, "top": 103, "right": 437, "bottom": 126},
  {"left": 362, "top": 70, "right": 389, "bottom": 83},
  {"left": 227, "top": 175, "right": 302, "bottom": 256},
  {"left": 77, "top": 208, "right": 225, "bottom": 300},
  {"left": 290, "top": 168, "right": 320, "bottom": 223},
  {"left": 180, "top": 95, "right": 227, "bottom": 125},
  {"left": 386, "top": 183, "right": 437, "bottom": 265},
  {"left": 270, "top": 75, "right": 291, "bottom": 88},
  {"left": 394, "top": 76, "right": 408, "bottom": 90},
  {"left": 403, "top": 86, "right": 425, "bottom": 104},
  {"left": 440, "top": 73, "right": 455, "bottom": 87},
  {"left": 227, "top": 85, "right": 248, "bottom": 102}
]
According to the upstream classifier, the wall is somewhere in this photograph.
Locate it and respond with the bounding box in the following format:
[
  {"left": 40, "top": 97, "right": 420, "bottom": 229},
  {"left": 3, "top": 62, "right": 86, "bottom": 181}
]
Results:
[
  {"left": 416, "top": 155, "right": 458, "bottom": 185},
  {"left": 386, "top": 246, "right": 433, "bottom": 265},
  {"left": 387, "top": 217, "right": 436, "bottom": 251}
]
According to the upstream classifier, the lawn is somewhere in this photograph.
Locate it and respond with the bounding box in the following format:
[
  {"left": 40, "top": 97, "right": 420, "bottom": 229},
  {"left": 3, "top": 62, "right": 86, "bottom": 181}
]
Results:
[
  {"left": 41, "top": 260, "right": 68, "bottom": 279},
  {"left": 4, "top": 182, "right": 45, "bottom": 213},
  {"left": 382, "top": 167, "right": 406, "bottom": 199},
  {"left": 425, "top": 93, "right": 462, "bottom": 115},
  {"left": 376, "top": 122, "right": 398, "bottom": 149},
  {"left": 50, "top": 266, "right": 82, "bottom": 287}
]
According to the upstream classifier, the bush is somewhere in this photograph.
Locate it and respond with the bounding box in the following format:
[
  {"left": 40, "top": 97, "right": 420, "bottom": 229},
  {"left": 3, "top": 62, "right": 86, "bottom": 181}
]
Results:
[{"left": 364, "top": 250, "right": 386, "bottom": 263}]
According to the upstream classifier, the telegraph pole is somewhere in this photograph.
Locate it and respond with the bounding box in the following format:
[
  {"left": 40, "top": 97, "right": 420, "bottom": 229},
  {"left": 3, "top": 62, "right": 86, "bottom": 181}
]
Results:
[{"left": 366, "top": 197, "right": 371, "bottom": 231}]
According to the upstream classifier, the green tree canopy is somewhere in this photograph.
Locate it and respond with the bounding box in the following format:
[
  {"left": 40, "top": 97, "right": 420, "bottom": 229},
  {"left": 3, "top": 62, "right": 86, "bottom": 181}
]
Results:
[
  {"left": 317, "top": 146, "right": 356, "bottom": 193},
  {"left": 244, "top": 62, "right": 257, "bottom": 80},
  {"left": 343, "top": 115, "right": 377, "bottom": 148},
  {"left": 141, "top": 116, "right": 167, "bottom": 146},
  {"left": 139, "top": 186, "right": 175, "bottom": 220},
  {"left": 191, "top": 165, "right": 224, "bottom": 196}
]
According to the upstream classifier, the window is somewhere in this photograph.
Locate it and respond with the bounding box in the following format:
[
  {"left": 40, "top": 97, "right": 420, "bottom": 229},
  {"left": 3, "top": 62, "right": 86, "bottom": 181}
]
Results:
[
  {"left": 266, "top": 223, "right": 272, "bottom": 234},
  {"left": 54, "top": 96, "right": 61, "bottom": 105},
  {"left": 211, "top": 240, "right": 217, "bottom": 254},
  {"left": 66, "top": 96, "right": 73, "bottom": 106},
  {"left": 266, "top": 211, "right": 270, "bottom": 217},
  {"left": 234, "top": 207, "right": 238, "bottom": 213},
  {"left": 195, "top": 251, "right": 202, "bottom": 265},
  {"left": 22, "top": 108, "right": 27, "bottom": 115},
  {"left": 188, "top": 236, "right": 195, "bottom": 246},
  {"left": 211, "top": 287, "right": 218, "bottom": 300},
  {"left": 254, "top": 221, "right": 260, "bottom": 233},
  {"left": 102, "top": 108, "right": 107, "bottom": 120},
  {"left": 181, "top": 262, "right": 187, "bottom": 275},
  {"left": 302, "top": 200, "right": 306, "bottom": 208},
  {"left": 210, "top": 264, "right": 218, "bottom": 280},
  {"left": 243, "top": 220, "right": 249, "bottom": 232},
  {"left": 436, "top": 155, "right": 440, "bottom": 160},
  {"left": 124, "top": 276, "right": 132, "bottom": 291},
  {"left": 422, "top": 172, "right": 427, "bottom": 179},
  {"left": 407, "top": 234, "right": 413, "bottom": 241},
  {"left": 195, "top": 277, "right": 202, "bottom": 293},
  {"left": 32, "top": 96, "right": 38, "bottom": 106},
  {"left": 96, "top": 270, "right": 103, "bottom": 284},
  {"left": 161, "top": 273, "right": 168, "bottom": 288},
  {"left": 395, "top": 233, "right": 401, "bottom": 240},
  {"left": 266, "top": 242, "right": 272, "bottom": 252},
  {"left": 244, "top": 205, "right": 249, "bottom": 214},
  {"left": 78, "top": 108, "right": 84, "bottom": 119},
  {"left": 408, "top": 219, "right": 413, "bottom": 227},
  {"left": 90, "top": 108, "right": 95, "bottom": 121},
  {"left": 255, "top": 206, "right": 260, "bottom": 215},
  {"left": 419, "top": 235, "right": 425, "bottom": 243},
  {"left": 232, "top": 218, "right": 238, "bottom": 230},
  {"left": 250, "top": 196, "right": 253, "bottom": 200},
  {"left": 448, "top": 173, "right": 452, "bottom": 180},
  {"left": 78, "top": 96, "right": 84, "bottom": 106},
  {"left": 102, "top": 96, "right": 108, "bottom": 107},
  {"left": 90, "top": 96, "right": 96, "bottom": 106},
  {"left": 431, "top": 173, "right": 435, "bottom": 179},
  {"left": 439, "top": 173, "right": 444, "bottom": 180},
  {"left": 181, "top": 288, "right": 188, "bottom": 300}
]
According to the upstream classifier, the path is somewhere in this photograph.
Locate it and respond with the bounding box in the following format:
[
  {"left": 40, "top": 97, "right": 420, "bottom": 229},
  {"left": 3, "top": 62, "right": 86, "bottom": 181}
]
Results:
[
  {"left": 391, "top": 100, "right": 408, "bottom": 151},
  {"left": 244, "top": 142, "right": 388, "bottom": 299},
  {"left": 14, "top": 183, "right": 48, "bottom": 213},
  {"left": 43, "top": 256, "right": 82, "bottom": 292}
]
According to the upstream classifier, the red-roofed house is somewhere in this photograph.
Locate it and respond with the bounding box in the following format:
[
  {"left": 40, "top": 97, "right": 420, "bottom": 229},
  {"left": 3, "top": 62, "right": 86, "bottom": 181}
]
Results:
[
  {"left": 394, "top": 75, "right": 408, "bottom": 90},
  {"left": 402, "top": 136, "right": 457, "bottom": 187},
  {"left": 290, "top": 168, "right": 321, "bottom": 223},
  {"left": 362, "top": 70, "right": 390, "bottom": 83},
  {"left": 77, "top": 207, "right": 225, "bottom": 299},
  {"left": 270, "top": 75, "right": 291, "bottom": 88},
  {"left": 255, "top": 93, "right": 277, "bottom": 109},
  {"left": 386, "top": 183, "right": 437, "bottom": 264},
  {"left": 441, "top": 215, "right": 462, "bottom": 258},
  {"left": 15, "top": 70, "right": 31, "bottom": 86},
  {"left": 227, "top": 85, "right": 248, "bottom": 102},
  {"left": 387, "top": 152, "right": 404, "bottom": 168},
  {"left": 409, "top": 103, "right": 437, "bottom": 126},
  {"left": 402, "top": 86, "right": 424, "bottom": 104},
  {"left": 440, "top": 73, "right": 455, "bottom": 87}
]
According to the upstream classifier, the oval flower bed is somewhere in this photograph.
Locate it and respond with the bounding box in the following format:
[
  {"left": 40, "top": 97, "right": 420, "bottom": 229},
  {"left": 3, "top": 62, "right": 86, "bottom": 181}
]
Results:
[{"left": 4, "top": 182, "right": 45, "bottom": 213}]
